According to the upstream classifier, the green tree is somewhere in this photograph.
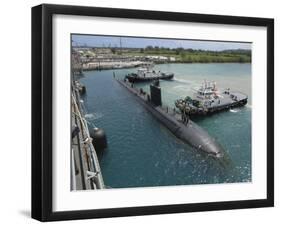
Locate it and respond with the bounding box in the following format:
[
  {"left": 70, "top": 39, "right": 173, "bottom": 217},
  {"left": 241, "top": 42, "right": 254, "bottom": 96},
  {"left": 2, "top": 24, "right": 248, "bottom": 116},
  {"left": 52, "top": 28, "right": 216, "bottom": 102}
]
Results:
[{"left": 111, "top": 48, "right": 116, "bottom": 54}]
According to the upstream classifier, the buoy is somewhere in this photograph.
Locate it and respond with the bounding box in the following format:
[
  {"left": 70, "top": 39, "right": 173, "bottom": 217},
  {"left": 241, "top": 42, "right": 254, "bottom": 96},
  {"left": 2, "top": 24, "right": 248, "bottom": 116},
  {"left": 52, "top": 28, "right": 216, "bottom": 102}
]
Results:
[
  {"left": 89, "top": 127, "right": 107, "bottom": 151},
  {"left": 79, "top": 85, "right": 86, "bottom": 95}
]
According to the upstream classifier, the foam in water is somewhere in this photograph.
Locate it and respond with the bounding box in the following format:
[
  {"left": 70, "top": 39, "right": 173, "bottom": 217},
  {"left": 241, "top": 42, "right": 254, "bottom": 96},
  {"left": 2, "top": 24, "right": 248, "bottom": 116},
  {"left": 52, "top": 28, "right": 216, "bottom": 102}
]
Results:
[
  {"left": 172, "top": 85, "right": 188, "bottom": 90},
  {"left": 85, "top": 112, "right": 103, "bottom": 120},
  {"left": 173, "top": 77, "right": 191, "bottom": 84}
]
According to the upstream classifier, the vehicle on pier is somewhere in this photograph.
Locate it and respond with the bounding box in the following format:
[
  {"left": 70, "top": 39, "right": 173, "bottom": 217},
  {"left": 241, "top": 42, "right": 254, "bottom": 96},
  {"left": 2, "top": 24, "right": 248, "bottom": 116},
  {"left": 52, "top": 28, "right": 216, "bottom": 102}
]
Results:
[
  {"left": 125, "top": 67, "right": 174, "bottom": 83},
  {"left": 175, "top": 80, "right": 248, "bottom": 116}
]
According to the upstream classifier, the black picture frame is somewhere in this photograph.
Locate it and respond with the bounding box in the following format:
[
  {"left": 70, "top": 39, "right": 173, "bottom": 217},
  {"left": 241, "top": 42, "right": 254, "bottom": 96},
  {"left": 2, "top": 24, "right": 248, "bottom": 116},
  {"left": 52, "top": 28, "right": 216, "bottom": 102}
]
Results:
[{"left": 31, "top": 4, "right": 274, "bottom": 222}]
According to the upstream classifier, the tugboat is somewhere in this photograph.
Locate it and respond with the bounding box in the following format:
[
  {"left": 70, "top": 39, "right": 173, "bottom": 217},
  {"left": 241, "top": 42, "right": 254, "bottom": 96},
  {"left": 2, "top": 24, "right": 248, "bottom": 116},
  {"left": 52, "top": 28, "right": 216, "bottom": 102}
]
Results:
[
  {"left": 175, "top": 80, "right": 248, "bottom": 116},
  {"left": 125, "top": 67, "right": 174, "bottom": 83}
]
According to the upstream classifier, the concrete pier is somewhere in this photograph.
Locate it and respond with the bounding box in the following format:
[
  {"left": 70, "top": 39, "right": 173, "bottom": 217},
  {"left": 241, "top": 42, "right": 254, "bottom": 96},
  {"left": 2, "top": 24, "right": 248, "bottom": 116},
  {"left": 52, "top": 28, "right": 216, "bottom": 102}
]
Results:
[{"left": 83, "top": 61, "right": 153, "bottom": 71}]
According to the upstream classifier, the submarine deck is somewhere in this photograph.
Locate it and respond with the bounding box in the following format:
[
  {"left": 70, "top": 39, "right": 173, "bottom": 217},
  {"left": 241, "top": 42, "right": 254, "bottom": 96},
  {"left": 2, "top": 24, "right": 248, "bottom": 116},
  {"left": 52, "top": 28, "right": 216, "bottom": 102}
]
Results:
[
  {"left": 118, "top": 79, "right": 182, "bottom": 121},
  {"left": 116, "top": 79, "right": 226, "bottom": 159}
]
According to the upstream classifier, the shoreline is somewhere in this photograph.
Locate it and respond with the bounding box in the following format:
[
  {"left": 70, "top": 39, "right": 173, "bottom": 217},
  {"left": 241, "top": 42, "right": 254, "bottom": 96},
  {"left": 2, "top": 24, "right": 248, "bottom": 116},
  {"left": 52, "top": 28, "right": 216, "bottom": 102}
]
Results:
[{"left": 77, "top": 61, "right": 251, "bottom": 72}]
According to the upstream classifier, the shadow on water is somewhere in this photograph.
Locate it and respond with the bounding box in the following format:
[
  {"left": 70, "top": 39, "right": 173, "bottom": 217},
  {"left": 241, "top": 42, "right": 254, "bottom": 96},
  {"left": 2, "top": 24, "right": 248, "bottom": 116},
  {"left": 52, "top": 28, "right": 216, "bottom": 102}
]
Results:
[
  {"left": 218, "top": 151, "right": 233, "bottom": 170},
  {"left": 97, "top": 147, "right": 108, "bottom": 160},
  {"left": 200, "top": 145, "right": 233, "bottom": 171}
]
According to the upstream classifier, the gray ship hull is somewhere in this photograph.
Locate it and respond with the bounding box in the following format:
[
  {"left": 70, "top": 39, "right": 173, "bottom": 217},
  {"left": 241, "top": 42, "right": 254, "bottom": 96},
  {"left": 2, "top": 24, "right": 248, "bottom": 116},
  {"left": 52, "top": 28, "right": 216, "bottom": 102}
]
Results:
[
  {"left": 126, "top": 73, "right": 174, "bottom": 83},
  {"left": 117, "top": 79, "right": 226, "bottom": 159}
]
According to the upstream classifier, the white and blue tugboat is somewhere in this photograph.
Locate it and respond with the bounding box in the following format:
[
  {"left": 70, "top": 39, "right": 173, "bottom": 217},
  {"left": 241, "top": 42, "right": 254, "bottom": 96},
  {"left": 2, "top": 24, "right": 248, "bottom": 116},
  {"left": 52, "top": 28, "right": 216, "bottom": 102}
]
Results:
[
  {"left": 175, "top": 80, "right": 248, "bottom": 116},
  {"left": 125, "top": 67, "right": 174, "bottom": 83}
]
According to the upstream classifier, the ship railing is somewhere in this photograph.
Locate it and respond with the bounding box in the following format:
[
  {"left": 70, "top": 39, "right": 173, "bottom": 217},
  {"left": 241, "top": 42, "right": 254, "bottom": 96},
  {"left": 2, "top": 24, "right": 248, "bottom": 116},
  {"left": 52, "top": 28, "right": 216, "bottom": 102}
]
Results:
[{"left": 71, "top": 87, "right": 105, "bottom": 190}]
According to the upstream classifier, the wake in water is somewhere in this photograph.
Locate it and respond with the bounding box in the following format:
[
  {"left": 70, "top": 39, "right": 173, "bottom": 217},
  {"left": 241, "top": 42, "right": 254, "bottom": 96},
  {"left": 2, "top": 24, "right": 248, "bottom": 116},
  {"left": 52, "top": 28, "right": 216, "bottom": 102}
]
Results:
[
  {"left": 173, "top": 77, "right": 191, "bottom": 84},
  {"left": 172, "top": 85, "right": 188, "bottom": 90},
  {"left": 229, "top": 109, "right": 239, "bottom": 113},
  {"left": 85, "top": 112, "right": 103, "bottom": 120}
]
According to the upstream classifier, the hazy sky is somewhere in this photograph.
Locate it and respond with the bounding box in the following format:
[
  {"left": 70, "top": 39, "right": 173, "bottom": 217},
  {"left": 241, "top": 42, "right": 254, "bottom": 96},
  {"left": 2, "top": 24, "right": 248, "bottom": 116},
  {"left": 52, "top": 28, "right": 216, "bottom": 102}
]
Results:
[{"left": 72, "top": 34, "right": 251, "bottom": 51}]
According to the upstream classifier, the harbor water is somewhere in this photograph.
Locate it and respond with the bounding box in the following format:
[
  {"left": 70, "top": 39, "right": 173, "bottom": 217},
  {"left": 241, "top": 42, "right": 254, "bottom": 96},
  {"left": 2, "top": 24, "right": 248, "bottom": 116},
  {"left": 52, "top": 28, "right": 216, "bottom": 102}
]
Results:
[{"left": 79, "top": 63, "right": 251, "bottom": 189}]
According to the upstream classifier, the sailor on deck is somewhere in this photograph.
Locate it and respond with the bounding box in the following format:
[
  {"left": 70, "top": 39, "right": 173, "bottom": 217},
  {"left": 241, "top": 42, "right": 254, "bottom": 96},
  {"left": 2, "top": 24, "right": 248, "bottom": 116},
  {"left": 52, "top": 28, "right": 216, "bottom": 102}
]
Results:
[{"left": 181, "top": 109, "right": 189, "bottom": 125}]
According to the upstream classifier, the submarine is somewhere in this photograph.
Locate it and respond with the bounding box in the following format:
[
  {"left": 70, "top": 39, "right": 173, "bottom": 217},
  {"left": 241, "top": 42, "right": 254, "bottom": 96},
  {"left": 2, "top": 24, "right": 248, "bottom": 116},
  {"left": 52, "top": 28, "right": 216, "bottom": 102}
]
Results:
[{"left": 116, "top": 78, "right": 227, "bottom": 159}]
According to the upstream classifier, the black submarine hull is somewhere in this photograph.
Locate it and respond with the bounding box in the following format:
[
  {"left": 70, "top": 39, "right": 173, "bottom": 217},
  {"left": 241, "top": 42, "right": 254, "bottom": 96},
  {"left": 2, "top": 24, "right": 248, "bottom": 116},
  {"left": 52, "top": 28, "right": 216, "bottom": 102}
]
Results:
[{"left": 117, "top": 79, "right": 226, "bottom": 159}]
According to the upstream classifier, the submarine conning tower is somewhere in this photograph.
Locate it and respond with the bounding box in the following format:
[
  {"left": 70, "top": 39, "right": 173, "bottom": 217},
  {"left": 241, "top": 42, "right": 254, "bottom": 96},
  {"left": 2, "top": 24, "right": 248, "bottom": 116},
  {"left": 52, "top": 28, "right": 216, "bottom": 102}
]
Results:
[{"left": 150, "top": 80, "right": 162, "bottom": 106}]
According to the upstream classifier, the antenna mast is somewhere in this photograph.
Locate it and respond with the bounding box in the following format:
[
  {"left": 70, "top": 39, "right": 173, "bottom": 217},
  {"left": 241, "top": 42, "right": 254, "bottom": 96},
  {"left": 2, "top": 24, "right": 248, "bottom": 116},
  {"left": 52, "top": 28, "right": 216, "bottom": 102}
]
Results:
[{"left": 119, "top": 37, "right": 122, "bottom": 55}]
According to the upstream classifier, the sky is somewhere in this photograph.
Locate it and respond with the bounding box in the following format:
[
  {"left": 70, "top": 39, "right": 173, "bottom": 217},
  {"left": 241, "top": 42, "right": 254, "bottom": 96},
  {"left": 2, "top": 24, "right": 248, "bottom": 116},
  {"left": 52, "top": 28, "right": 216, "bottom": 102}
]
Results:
[{"left": 72, "top": 34, "right": 251, "bottom": 51}]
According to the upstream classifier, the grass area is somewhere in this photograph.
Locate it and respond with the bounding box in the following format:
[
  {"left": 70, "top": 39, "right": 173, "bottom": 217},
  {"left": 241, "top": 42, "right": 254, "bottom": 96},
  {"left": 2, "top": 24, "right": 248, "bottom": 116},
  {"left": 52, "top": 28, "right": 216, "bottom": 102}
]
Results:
[
  {"left": 78, "top": 46, "right": 251, "bottom": 63},
  {"left": 124, "top": 48, "right": 251, "bottom": 63}
]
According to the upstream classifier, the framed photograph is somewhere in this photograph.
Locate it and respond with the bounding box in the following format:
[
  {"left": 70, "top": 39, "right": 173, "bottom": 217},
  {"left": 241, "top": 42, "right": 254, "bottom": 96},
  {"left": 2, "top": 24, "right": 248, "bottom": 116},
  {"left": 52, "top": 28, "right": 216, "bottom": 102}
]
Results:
[{"left": 32, "top": 4, "right": 274, "bottom": 221}]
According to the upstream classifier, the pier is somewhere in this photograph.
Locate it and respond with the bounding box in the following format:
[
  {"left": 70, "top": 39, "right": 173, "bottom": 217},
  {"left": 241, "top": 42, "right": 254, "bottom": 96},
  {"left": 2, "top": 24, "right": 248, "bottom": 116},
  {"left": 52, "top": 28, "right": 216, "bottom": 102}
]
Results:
[
  {"left": 71, "top": 83, "right": 105, "bottom": 190},
  {"left": 82, "top": 60, "right": 153, "bottom": 71}
]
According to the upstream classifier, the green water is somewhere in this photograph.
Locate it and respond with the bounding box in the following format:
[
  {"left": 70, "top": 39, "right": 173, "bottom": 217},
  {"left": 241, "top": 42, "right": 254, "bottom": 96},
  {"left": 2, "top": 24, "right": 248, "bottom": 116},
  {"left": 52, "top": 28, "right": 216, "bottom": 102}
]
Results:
[{"left": 80, "top": 63, "right": 251, "bottom": 188}]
